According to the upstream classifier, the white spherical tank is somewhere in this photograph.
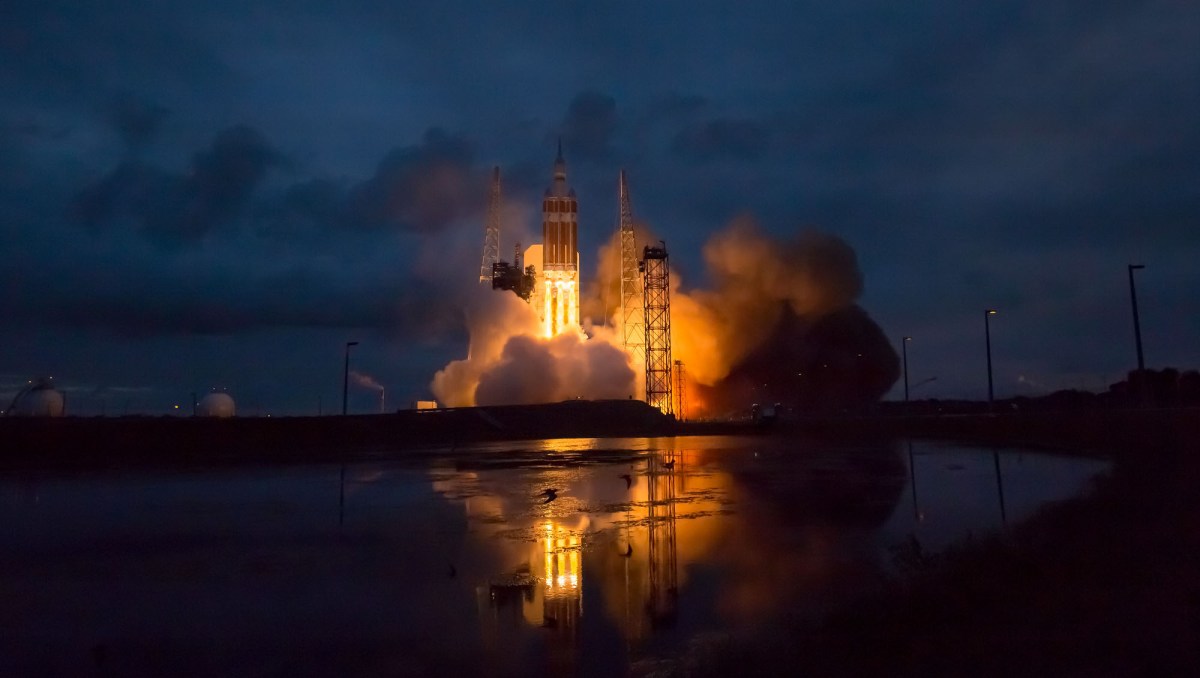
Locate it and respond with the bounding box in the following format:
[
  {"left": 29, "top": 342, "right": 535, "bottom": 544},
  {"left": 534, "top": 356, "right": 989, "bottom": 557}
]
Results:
[
  {"left": 196, "top": 393, "right": 236, "bottom": 418},
  {"left": 7, "top": 382, "right": 65, "bottom": 417}
]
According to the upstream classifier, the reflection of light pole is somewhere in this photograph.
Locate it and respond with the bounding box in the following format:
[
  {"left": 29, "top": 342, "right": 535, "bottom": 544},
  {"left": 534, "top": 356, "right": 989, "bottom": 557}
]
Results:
[
  {"left": 342, "top": 341, "right": 359, "bottom": 415},
  {"left": 902, "top": 336, "right": 912, "bottom": 402},
  {"left": 1127, "top": 264, "right": 1146, "bottom": 372},
  {"left": 992, "top": 449, "right": 1007, "bottom": 526},
  {"left": 984, "top": 310, "right": 997, "bottom": 406},
  {"left": 907, "top": 441, "right": 921, "bottom": 522}
]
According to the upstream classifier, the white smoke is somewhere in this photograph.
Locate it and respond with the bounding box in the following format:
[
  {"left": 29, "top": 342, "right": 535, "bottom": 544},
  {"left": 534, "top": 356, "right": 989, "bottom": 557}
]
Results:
[
  {"left": 431, "top": 285, "right": 636, "bottom": 407},
  {"left": 349, "top": 371, "right": 384, "bottom": 391}
]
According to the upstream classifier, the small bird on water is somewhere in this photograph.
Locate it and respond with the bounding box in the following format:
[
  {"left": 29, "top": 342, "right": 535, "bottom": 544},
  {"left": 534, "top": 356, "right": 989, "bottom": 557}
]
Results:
[
  {"left": 619, "top": 473, "right": 632, "bottom": 488},
  {"left": 539, "top": 488, "right": 559, "bottom": 504},
  {"left": 620, "top": 543, "right": 633, "bottom": 557},
  {"left": 662, "top": 459, "right": 676, "bottom": 470}
]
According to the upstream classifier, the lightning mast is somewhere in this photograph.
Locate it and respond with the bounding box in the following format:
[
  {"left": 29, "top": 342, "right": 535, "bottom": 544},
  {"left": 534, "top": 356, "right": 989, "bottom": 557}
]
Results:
[
  {"left": 643, "top": 243, "right": 672, "bottom": 415},
  {"left": 619, "top": 171, "right": 645, "bottom": 370},
  {"left": 674, "top": 360, "right": 686, "bottom": 421},
  {"left": 479, "top": 166, "right": 501, "bottom": 283}
]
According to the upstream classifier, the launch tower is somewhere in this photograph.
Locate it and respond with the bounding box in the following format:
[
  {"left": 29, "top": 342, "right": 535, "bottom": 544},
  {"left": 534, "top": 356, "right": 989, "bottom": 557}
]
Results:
[
  {"left": 536, "top": 141, "right": 581, "bottom": 337},
  {"left": 619, "top": 171, "right": 645, "bottom": 369},
  {"left": 643, "top": 243, "right": 672, "bottom": 414},
  {"left": 479, "top": 167, "right": 501, "bottom": 283}
]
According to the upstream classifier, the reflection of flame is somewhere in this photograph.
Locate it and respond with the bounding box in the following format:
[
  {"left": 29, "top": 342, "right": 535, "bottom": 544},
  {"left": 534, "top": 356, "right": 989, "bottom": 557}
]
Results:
[{"left": 524, "top": 520, "right": 583, "bottom": 631}]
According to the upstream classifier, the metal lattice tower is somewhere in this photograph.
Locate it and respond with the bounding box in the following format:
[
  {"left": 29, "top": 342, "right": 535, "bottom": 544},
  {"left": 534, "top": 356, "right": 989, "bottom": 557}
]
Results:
[
  {"left": 479, "top": 166, "right": 501, "bottom": 283},
  {"left": 643, "top": 243, "right": 672, "bottom": 415},
  {"left": 674, "top": 360, "right": 686, "bottom": 422},
  {"left": 619, "top": 171, "right": 645, "bottom": 368}
]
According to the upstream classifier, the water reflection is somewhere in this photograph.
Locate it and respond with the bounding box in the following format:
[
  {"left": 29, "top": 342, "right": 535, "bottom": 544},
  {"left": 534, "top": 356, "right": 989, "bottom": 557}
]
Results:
[{"left": 0, "top": 437, "right": 1108, "bottom": 676}]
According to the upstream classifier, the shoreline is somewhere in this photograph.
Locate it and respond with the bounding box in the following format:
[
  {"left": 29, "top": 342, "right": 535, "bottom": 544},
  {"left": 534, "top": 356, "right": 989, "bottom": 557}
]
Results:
[{"left": 4, "top": 401, "right": 1197, "bottom": 471}]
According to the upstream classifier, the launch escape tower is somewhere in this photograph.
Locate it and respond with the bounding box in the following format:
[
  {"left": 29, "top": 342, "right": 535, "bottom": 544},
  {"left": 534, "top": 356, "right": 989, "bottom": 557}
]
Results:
[
  {"left": 619, "top": 171, "right": 645, "bottom": 369},
  {"left": 642, "top": 243, "right": 673, "bottom": 415},
  {"left": 479, "top": 167, "right": 501, "bottom": 283},
  {"left": 538, "top": 140, "right": 581, "bottom": 337}
]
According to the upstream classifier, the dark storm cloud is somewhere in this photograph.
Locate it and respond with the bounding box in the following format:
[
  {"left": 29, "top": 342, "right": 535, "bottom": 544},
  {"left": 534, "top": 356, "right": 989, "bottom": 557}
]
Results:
[
  {"left": 342, "top": 128, "right": 480, "bottom": 232},
  {"left": 0, "top": 1, "right": 235, "bottom": 107},
  {"left": 671, "top": 118, "right": 770, "bottom": 163},
  {"left": 109, "top": 92, "right": 169, "bottom": 151},
  {"left": 560, "top": 91, "right": 618, "bottom": 162},
  {"left": 23, "top": 272, "right": 456, "bottom": 338},
  {"left": 73, "top": 125, "right": 282, "bottom": 245}
]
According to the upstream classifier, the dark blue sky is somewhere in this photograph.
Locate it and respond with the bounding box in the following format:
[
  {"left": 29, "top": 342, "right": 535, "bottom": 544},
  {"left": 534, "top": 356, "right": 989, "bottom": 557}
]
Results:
[{"left": 2, "top": 0, "right": 1197, "bottom": 414}]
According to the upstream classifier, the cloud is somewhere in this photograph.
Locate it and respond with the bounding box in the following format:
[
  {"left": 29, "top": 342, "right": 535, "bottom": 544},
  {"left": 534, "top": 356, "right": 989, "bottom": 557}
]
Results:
[
  {"left": 671, "top": 118, "right": 770, "bottom": 163},
  {"left": 109, "top": 92, "right": 169, "bottom": 151},
  {"left": 560, "top": 91, "right": 618, "bottom": 162},
  {"left": 72, "top": 124, "right": 282, "bottom": 245},
  {"left": 342, "top": 128, "right": 479, "bottom": 232}
]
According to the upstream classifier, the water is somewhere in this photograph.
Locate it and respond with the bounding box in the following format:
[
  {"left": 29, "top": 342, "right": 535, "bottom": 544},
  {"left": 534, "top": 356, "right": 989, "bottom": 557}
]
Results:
[{"left": 0, "top": 436, "right": 1107, "bottom": 676}]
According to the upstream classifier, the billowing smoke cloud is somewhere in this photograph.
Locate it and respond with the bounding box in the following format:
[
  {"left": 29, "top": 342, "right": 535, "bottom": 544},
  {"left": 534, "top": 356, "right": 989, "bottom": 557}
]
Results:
[
  {"left": 431, "top": 286, "right": 636, "bottom": 407},
  {"left": 581, "top": 216, "right": 896, "bottom": 414},
  {"left": 668, "top": 218, "right": 897, "bottom": 413},
  {"left": 672, "top": 218, "right": 865, "bottom": 386}
]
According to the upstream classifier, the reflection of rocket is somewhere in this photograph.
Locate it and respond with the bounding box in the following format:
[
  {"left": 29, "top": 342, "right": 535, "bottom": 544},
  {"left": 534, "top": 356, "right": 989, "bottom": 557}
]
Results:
[
  {"left": 537, "top": 522, "right": 583, "bottom": 632},
  {"left": 530, "top": 141, "right": 581, "bottom": 338}
]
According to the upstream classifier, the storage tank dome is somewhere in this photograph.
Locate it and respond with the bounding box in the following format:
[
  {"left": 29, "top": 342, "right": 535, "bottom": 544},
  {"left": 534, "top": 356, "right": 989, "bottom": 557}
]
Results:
[
  {"left": 197, "top": 392, "right": 235, "bottom": 418},
  {"left": 7, "top": 380, "right": 65, "bottom": 417}
]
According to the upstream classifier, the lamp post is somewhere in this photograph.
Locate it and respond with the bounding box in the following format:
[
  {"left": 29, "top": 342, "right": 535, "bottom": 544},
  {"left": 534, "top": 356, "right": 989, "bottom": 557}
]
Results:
[
  {"left": 984, "top": 310, "right": 997, "bottom": 406},
  {"left": 902, "top": 336, "right": 912, "bottom": 402},
  {"left": 1127, "top": 264, "right": 1145, "bottom": 372},
  {"left": 342, "top": 341, "right": 359, "bottom": 415}
]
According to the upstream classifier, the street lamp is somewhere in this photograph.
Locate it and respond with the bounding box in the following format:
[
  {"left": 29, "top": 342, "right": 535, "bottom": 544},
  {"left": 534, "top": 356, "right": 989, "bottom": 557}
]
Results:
[
  {"left": 342, "top": 341, "right": 359, "bottom": 415},
  {"left": 984, "top": 310, "right": 998, "bottom": 406},
  {"left": 902, "top": 336, "right": 912, "bottom": 402},
  {"left": 1127, "top": 264, "right": 1146, "bottom": 372}
]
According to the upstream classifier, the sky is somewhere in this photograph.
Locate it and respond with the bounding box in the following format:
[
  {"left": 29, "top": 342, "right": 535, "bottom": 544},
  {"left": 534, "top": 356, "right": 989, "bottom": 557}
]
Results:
[{"left": 1, "top": 0, "right": 1197, "bottom": 415}]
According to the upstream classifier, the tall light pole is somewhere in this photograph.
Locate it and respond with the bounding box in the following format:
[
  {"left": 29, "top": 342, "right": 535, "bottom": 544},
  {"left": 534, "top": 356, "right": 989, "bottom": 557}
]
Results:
[
  {"left": 902, "top": 336, "right": 912, "bottom": 402},
  {"left": 1127, "top": 264, "right": 1146, "bottom": 372},
  {"left": 342, "top": 341, "right": 359, "bottom": 415},
  {"left": 984, "top": 310, "right": 998, "bottom": 406}
]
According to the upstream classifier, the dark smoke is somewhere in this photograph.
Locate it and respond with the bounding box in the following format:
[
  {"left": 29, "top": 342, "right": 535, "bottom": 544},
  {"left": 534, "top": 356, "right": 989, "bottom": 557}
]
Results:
[{"left": 703, "top": 304, "right": 900, "bottom": 413}]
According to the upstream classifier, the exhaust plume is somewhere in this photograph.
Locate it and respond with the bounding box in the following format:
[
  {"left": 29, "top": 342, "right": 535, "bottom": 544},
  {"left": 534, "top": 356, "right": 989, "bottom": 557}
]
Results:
[
  {"left": 431, "top": 286, "right": 636, "bottom": 407},
  {"left": 435, "top": 215, "right": 895, "bottom": 414}
]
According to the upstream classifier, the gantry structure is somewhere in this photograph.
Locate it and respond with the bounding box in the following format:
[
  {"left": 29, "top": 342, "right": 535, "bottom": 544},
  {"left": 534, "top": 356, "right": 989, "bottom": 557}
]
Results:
[
  {"left": 619, "top": 171, "right": 645, "bottom": 369},
  {"left": 478, "top": 166, "right": 501, "bottom": 283},
  {"left": 674, "top": 360, "right": 686, "bottom": 422},
  {"left": 642, "top": 243, "right": 672, "bottom": 415}
]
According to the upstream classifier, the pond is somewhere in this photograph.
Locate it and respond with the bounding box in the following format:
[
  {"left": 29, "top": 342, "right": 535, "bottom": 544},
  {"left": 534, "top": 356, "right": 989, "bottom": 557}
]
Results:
[{"left": 0, "top": 436, "right": 1108, "bottom": 676}]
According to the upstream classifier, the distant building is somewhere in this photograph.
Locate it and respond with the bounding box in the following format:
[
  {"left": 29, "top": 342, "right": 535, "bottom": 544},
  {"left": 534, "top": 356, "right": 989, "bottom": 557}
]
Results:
[{"left": 196, "top": 392, "right": 236, "bottom": 418}]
